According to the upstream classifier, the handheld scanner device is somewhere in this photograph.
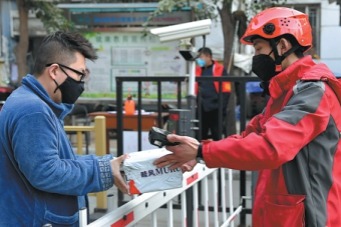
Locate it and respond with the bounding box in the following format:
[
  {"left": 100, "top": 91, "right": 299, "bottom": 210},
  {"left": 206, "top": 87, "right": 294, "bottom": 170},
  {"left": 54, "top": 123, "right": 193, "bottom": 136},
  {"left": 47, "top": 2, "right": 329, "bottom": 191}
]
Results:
[{"left": 148, "top": 127, "right": 180, "bottom": 148}]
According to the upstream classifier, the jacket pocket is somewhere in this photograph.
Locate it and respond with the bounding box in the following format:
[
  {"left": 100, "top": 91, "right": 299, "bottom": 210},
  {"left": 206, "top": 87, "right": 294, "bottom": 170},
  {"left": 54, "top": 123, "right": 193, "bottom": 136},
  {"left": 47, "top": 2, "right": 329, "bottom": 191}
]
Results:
[
  {"left": 44, "top": 210, "right": 78, "bottom": 226},
  {"left": 264, "top": 194, "right": 305, "bottom": 227}
]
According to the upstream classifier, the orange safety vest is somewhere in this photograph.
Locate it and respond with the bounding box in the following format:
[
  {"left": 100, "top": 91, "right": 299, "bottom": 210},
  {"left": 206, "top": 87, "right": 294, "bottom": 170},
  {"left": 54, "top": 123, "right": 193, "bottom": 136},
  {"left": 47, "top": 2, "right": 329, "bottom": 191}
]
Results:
[{"left": 195, "top": 62, "right": 231, "bottom": 94}]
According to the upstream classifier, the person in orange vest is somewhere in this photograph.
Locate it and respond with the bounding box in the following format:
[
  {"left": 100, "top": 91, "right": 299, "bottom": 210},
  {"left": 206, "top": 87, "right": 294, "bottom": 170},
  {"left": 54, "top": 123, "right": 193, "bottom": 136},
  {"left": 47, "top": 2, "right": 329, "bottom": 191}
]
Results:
[{"left": 195, "top": 47, "right": 231, "bottom": 141}]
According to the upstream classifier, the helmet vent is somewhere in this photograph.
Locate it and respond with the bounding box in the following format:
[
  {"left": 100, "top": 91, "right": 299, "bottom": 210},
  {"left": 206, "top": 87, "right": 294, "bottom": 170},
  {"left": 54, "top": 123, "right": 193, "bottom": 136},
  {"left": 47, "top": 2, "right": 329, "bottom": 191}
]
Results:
[{"left": 280, "top": 18, "right": 291, "bottom": 26}]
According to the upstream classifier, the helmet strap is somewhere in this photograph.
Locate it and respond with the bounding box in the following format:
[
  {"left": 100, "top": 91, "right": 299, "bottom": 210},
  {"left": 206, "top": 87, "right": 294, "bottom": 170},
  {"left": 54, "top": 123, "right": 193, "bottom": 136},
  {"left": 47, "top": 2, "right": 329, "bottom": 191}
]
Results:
[{"left": 269, "top": 39, "right": 300, "bottom": 72}]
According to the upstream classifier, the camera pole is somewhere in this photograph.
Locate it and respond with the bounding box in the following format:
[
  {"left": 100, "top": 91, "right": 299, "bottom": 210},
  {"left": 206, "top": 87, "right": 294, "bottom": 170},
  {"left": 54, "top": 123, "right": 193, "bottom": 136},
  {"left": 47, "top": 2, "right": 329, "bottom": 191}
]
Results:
[
  {"left": 186, "top": 60, "right": 198, "bottom": 138},
  {"left": 150, "top": 21, "right": 212, "bottom": 226}
]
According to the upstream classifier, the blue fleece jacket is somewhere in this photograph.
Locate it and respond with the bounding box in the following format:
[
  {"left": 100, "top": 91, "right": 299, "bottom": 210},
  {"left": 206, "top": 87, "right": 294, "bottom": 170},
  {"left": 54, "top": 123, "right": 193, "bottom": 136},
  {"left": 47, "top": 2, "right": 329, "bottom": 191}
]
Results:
[{"left": 0, "top": 75, "right": 114, "bottom": 226}]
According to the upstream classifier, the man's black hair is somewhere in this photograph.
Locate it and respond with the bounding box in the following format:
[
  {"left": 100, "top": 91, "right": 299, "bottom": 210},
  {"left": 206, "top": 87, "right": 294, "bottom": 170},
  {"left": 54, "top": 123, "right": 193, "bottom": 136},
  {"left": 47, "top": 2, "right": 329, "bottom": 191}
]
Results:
[
  {"left": 198, "top": 47, "right": 212, "bottom": 57},
  {"left": 33, "top": 31, "right": 98, "bottom": 76}
]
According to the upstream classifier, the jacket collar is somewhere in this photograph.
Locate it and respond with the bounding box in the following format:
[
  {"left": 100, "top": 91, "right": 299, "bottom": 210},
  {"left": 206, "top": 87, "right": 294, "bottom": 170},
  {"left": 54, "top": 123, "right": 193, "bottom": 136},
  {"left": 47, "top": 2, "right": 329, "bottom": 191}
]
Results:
[
  {"left": 21, "top": 74, "right": 73, "bottom": 120},
  {"left": 269, "top": 55, "right": 316, "bottom": 99}
]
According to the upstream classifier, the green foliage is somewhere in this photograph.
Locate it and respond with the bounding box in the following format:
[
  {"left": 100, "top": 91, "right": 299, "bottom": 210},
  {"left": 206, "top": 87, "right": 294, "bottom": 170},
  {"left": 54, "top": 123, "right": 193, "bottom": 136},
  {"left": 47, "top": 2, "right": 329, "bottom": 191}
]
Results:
[
  {"left": 25, "top": 0, "right": 74, "bottom": 33},
  {"left": 81, "top": 92, "right": 116, "bottom": 99},
  {"left": 81, "top": 92, "right": 181, "bottom": 99},
  {"left": 246, "top": 0, "right": 287, "bottom": 19},
  {"left": 143, "top": 0, "right": 217, "bottom": 28},
  {"left": 143, "top": 0, "right": 286, "bottom": 26}
]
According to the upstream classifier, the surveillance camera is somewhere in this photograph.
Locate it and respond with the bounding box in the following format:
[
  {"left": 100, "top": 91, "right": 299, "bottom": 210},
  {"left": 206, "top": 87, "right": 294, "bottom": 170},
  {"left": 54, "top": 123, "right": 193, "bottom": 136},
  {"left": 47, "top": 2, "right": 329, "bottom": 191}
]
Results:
[{"left": 150, "top": 19, "right": 212, "bottom": 42}]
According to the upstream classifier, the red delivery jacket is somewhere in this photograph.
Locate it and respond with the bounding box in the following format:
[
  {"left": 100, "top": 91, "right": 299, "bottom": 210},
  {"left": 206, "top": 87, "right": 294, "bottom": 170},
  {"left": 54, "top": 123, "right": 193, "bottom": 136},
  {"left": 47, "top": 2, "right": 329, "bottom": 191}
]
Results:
[{"left": 202, "top": 56, "right": 341, "bottom": 227}]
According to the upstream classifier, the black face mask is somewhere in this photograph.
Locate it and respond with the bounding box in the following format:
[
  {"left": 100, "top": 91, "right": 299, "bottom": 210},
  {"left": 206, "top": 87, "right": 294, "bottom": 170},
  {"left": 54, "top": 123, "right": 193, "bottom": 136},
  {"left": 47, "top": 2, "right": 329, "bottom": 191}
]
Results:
[
  {"left": 54, "top": 76, "right": 84, "bottom": 104},
  {"left": 251, "top": 54, "right": 279, "bottom": 82}
]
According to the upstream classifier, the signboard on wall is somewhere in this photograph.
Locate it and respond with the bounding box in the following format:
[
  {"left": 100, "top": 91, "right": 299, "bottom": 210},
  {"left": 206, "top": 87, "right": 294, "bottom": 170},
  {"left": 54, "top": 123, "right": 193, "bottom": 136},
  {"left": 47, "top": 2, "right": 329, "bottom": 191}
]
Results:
[
  {"left": 84, "top": 32, "right": 186, "bottom": 95},
  {"left": 71, "top": 11, "right": 191, "bottom": 27}
]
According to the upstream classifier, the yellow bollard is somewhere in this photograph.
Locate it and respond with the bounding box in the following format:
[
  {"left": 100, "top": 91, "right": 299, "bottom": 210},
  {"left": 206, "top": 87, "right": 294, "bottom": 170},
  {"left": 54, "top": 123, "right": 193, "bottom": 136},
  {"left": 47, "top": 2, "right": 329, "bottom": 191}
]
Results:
[
  {"left": 64, "top": 116, "right": 108, "bottom": 211},
  {"left": 76, "top": 131, "right": 83, "bottom": 155},
  {"left": 94, "top": 116, "right": 106, "bottom": 156},
  {"left": 93, "top": 116, "right": 107, "bottom": 211}
]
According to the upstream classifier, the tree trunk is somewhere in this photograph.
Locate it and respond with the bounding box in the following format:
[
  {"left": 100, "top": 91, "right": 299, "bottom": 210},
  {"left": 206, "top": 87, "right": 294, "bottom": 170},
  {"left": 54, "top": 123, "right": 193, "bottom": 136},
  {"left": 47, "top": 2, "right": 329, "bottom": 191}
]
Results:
[
  {"left": 218, "top": 1, "right": 237, "bottom": 136},
  {"left": 15, "top": 0, "right": 29, "bottom": 85}
]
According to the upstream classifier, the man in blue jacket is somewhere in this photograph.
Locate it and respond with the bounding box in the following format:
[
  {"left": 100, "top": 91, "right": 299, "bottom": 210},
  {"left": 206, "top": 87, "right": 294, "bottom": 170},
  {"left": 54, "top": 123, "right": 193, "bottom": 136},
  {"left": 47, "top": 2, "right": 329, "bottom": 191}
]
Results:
[{"left": 0, "top": 31, "right": 128, "bottom": 226}]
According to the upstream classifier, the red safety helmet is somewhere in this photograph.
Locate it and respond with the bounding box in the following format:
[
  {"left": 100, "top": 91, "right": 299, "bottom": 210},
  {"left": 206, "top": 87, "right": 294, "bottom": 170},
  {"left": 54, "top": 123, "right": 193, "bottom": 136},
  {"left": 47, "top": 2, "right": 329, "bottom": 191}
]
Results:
[{"left": 241, "top": 7, "right": 312, "bottom": 52}]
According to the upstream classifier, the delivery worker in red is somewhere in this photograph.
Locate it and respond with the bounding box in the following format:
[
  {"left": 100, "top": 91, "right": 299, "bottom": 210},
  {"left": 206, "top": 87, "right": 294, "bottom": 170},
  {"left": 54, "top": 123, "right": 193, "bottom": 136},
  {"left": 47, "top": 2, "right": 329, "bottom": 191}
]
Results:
[{"left": 155, "top": 7, "right": 341, "bottom": 227}]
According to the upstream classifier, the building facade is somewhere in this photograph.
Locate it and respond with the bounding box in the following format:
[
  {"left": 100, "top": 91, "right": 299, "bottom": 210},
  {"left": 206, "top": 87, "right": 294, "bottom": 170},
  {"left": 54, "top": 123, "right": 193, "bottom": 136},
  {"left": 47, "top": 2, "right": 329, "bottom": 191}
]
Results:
[{"left": 3, "top": 0, "right": 341, "bottom": 91}]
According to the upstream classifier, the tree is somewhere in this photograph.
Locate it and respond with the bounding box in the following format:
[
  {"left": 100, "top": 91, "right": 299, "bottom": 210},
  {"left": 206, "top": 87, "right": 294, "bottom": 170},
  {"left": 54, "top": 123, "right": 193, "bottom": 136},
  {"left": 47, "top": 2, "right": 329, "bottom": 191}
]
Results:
[
  {"left": 15, "top": 0, "right": 72, "bottom": 85},
  {"left": 145, "top": 0, "right": 247, "bottom": 135},
  {"left": 216, "top": 1, "right": 247, "bottom": 136}
]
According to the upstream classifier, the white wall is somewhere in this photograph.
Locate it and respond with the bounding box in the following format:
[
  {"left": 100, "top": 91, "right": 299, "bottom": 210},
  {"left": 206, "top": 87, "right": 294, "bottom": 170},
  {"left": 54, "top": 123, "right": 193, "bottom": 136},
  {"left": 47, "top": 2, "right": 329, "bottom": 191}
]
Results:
[
  {"left": 195, "top": 20, "right": 225, "bottom": 61},
  {"left": 320, "top": 0, "right": 341, "bottom": 74},
  {"left": 84, "top": 32, "right": 187, "bottom": 94}
]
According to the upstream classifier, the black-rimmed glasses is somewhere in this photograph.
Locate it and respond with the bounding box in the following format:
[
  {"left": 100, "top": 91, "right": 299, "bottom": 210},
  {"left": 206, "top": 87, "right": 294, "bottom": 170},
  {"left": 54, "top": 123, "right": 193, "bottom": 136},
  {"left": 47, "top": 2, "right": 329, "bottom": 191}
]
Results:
[{"left": 46, "top": 63, "right": 89, "bottom": 82}]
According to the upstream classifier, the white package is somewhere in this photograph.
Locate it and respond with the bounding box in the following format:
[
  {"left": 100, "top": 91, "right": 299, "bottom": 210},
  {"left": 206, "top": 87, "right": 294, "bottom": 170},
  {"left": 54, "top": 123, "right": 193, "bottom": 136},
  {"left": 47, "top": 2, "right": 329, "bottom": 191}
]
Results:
[{"left": 122, "top": 148, "right": 183, "bottom": 194}]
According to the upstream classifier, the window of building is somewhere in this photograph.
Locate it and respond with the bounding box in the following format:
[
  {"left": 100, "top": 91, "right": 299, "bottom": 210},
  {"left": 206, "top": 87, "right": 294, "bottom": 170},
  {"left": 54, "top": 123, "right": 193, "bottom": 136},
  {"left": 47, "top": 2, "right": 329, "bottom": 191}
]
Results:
[{"left": 286, "top": 4, "right": 321, "bottom": 59}]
